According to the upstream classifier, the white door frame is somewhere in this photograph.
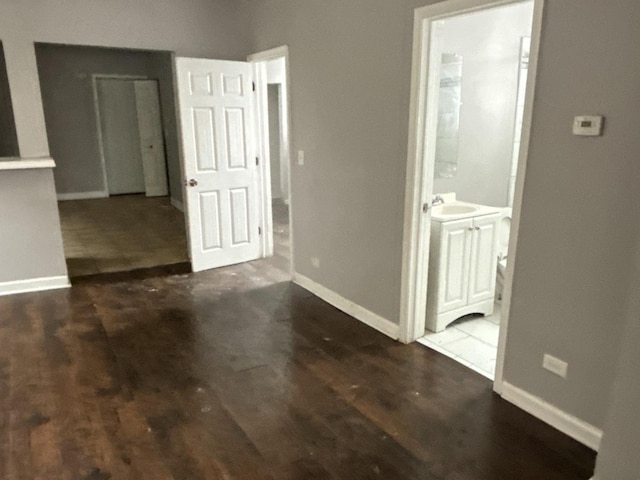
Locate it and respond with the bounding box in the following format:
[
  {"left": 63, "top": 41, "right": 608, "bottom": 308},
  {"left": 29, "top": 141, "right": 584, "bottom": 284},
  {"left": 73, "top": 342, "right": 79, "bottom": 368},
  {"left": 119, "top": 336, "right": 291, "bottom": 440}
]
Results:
[
  {"left": 92, "top": 74, "right": 149, "bottom": 196},
  {"left": 399, "top": 0, "right": 545, "bottom": 394},
  {"left": 247, "top": 46, "right": 294, "bottom": 277}
]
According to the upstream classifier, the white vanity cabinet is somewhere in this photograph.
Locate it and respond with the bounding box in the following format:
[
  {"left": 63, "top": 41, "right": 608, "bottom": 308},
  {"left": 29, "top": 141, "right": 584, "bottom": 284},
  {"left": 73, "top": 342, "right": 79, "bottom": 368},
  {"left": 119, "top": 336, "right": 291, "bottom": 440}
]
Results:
[{"left": 426, "top": 212, "right": 500, "bottom": 333}]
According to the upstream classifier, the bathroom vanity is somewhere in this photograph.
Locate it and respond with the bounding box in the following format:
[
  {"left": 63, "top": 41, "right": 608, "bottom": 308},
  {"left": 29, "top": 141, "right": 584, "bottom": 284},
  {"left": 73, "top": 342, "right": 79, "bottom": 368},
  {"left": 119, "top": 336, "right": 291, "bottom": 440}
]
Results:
[{"left": 426, "top": 199, "right": 501, "bottom": 333}]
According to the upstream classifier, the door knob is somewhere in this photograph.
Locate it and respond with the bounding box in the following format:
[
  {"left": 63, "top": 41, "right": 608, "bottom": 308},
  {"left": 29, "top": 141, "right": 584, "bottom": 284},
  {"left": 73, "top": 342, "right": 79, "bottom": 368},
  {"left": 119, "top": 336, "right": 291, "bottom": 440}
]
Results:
[{"left": 187, "top": 179, "right": 198, "bottom": 187}]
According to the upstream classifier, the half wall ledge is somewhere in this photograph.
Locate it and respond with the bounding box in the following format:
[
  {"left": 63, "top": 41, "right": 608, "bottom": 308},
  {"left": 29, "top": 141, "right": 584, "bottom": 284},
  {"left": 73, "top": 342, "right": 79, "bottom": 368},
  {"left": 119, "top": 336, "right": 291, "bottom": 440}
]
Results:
[{"left": 0, "top": 157, "right": 55, "bottom": 170}]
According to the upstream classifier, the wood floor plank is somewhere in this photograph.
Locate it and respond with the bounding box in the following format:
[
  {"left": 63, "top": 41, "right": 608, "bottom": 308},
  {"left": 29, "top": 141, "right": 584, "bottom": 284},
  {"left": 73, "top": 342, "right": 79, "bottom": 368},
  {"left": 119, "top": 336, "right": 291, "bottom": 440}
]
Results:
[{"left": 0, "top": 200, "right": 596, "bottom": 479}]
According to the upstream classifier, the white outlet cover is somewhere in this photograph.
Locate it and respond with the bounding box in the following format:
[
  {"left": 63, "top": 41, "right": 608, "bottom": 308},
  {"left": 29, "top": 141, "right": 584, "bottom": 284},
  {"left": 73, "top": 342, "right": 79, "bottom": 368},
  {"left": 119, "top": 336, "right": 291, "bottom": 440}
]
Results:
[
  {"left": 543, "top": 354, "right": 568, "bottom": 378},
  {"left": 310, "top": 257, "right": 320, "bottom": 268}
]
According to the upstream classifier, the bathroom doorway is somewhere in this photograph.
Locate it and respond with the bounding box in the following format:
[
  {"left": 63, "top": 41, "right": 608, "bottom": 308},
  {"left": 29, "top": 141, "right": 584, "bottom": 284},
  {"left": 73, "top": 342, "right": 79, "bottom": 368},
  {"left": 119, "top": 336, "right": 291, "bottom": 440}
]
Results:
[{"left": 399, "top": 0, "right": 544, "bottom": 384}]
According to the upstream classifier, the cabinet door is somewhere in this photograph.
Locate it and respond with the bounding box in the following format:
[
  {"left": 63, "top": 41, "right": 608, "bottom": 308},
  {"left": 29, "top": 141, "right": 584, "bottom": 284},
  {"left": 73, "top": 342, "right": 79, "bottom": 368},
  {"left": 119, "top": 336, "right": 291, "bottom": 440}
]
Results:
[
  {"left": 438, "top": 218, "right": 473, "bottom": 314},
  {"left": 468, "top": 214, "right": 499, "bottom": 305}
]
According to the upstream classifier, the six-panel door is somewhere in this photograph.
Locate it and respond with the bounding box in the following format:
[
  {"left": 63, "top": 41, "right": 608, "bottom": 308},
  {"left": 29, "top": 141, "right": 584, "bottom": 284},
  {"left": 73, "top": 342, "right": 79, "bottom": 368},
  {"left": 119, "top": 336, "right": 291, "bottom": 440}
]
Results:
[{"left": 176, "top": 58, "right": 261, "bottom": 272}]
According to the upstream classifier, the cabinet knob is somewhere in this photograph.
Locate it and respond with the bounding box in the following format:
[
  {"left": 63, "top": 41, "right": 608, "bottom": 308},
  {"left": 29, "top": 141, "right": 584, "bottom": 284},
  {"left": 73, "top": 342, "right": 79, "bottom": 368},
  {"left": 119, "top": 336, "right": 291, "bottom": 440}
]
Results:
[
  {"left": 475, "top": 226, "right": 481, "bottom": 230},
  {"left": 468, "top": 227, "right": 474, "bottom": 231}
]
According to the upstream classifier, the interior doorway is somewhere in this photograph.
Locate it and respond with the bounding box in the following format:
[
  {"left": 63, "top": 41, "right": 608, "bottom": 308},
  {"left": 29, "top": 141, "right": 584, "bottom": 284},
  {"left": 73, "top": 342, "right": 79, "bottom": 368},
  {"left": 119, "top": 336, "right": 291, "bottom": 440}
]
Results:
[
  {"left": 173, "top": 51, "right": 293, "bottom": 276},
  {"left": 248, "top": 46, "right": 293, "bottom": 278},
  {"left": 399, "top": 0, "right": 544, "bottom": 384},
  {"left": 35, "top": 43, "right": 189, "bottom": 278}
]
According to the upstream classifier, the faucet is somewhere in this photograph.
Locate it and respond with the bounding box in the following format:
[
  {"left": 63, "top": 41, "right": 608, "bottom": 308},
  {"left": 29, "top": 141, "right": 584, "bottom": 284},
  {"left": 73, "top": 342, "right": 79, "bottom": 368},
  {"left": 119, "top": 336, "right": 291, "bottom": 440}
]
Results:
[{"left": 432, "top": 194, "right": 445, "bottom": 206}]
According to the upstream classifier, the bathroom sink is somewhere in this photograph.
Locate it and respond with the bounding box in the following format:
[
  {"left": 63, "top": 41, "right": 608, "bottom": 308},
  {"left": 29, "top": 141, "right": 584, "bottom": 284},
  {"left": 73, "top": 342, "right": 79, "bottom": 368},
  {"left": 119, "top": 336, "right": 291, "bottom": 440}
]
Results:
[
  {"left": 430, "top": 200, "right": 500, "bottom": 222},
  {"left": 437, "top": 204, "right": 478, "bottom": 215}
]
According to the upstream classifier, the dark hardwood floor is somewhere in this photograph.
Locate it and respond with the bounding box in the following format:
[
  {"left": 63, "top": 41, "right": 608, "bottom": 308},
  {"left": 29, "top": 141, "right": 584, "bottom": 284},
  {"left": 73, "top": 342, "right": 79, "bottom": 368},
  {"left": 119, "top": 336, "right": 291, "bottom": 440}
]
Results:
[{"left": 0, "top": 201, "right": 595, "bottom": 479}]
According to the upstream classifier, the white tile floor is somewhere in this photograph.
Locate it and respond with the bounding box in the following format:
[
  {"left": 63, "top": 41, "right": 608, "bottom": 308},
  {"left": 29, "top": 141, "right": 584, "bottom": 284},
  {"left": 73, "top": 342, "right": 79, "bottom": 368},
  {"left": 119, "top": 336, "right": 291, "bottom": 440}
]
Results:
[{"left": 418, "top": 301, "right": 502, "bottom": 380}]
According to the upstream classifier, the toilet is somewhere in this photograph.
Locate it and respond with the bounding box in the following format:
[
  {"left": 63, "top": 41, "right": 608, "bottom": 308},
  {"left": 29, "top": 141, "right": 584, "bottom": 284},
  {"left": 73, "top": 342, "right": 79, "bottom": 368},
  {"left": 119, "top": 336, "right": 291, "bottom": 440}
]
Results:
[{"left": 496, "top": 207, "right": 512, "bottom": 300}]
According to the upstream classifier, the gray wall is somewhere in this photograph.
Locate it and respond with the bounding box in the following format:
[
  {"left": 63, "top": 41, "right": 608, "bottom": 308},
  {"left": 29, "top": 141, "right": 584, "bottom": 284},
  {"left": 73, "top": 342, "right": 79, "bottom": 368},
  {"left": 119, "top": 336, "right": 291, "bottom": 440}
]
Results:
[
  {"left": 432, "top": 3, "right": 533, "bottom": 207},
  {"left": 245, "top": 0, "right": 419, "bottom": 322},
  {"left": 0, "top": 169, "right": 67, "bottom": 283},
  {"left": 0, "top": 0, "right": 248, "bottom": 288},
  {"left": 502, "top": 0, "right": 640, "bottom": 429},
  {"left": 593, "top": 233, "right": 640, "bottom": 479},
  {"left": 0, "top": 0, "right": 249, "bottom": 160},
  {"left": 35, "top": 44, "right": 183, "bottom": 203},
  {"left": 0, "top": 43, "right": 19, "bottom": 158},
  {"left": 244, "top": 0, "right": 640, "bottom": 432}
]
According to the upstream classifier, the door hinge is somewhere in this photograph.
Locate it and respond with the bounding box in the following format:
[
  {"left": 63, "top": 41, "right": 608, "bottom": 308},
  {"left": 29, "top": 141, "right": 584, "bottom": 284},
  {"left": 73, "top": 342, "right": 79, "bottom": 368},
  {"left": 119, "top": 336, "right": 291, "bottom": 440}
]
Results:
[
  {"left": 252, "top": 81, "right": 256, "bottom": 92},
  {"left": 256, "top": 157, "right": 260, "bottom": 166},
  {"left": 258, "top": 227, "right": 262, "bottom": 235}
]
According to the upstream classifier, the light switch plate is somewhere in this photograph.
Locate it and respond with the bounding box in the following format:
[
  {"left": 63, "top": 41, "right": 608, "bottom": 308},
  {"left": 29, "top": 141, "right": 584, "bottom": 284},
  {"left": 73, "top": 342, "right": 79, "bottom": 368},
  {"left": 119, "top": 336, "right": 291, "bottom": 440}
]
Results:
[
  {"left": 298, "top": 150, "right": 305, "bottom": 165},
  {"left": 573, "top": 115, "right": 604, "bottom": 136}
]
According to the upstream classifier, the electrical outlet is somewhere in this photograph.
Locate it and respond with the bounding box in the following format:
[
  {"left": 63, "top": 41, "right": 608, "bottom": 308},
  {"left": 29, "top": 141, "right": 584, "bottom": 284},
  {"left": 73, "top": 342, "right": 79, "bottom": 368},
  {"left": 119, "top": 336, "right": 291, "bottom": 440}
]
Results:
[
  {"left": 310, "top": 257, "right": 320, "bottom": 268},
  {"left": 543, "top": 354, "right": 568, "bottom": 379},
  {"left": 298, "top": 150, "right": 305, "bottom": 166}
]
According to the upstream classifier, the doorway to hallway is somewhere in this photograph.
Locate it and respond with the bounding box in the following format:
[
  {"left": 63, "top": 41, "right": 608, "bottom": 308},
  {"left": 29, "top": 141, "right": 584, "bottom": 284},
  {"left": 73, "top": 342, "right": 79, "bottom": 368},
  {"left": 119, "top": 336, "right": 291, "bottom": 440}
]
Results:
[{"left": 36, "top": 43, "right": 189, "bottom": 278}]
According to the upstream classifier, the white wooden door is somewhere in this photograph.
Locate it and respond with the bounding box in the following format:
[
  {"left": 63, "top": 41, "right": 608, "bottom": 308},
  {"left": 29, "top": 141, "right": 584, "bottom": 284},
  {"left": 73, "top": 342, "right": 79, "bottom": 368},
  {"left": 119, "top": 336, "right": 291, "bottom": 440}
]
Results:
[
  {"left": 468, "top": 214, "right": 500, "bottom": 305},
  {"left": 97, "top": 79, "right": 145, "bottom": 195},
  {"left": 176, "top": 57, "right": 261, "bottom": 272},
  {"left": 134, "top": 80, "right": 169, "bottom": 197},
  {"left": 438, "top": 218, "right": 472, "bottom": 314}
]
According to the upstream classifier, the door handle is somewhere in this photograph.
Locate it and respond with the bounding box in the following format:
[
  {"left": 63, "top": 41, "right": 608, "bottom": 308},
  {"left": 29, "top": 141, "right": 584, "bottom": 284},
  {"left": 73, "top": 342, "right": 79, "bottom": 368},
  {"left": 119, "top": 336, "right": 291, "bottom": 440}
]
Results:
[{"left": 187, "top": 179, "right": 198, "bottom": 187}]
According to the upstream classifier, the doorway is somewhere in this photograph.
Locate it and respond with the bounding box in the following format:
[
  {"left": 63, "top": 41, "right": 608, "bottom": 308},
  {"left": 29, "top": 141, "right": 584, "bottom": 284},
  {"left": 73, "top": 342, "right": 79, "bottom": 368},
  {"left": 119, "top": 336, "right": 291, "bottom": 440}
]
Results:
[
  {"left": 35, "top": 43, "right": 189, "bottom": 277},
  {"left": 250, "top": 47, "right": 293, "bottom": 277},
  {"left": 400, "top": 0, "right": 544, "bottom": 384},
  {"left": 173, "top": 51, "right": 293, "bottom": 276}
]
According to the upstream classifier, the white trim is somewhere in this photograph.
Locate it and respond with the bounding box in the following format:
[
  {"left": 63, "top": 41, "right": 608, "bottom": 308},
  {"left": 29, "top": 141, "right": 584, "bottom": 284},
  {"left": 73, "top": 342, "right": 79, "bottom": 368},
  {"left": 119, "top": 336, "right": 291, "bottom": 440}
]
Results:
[
  {"left": 247, "top": 46, "right": 290, "bottom": 63},
  {"left": 0, "top": 276, "right": 70, "bottom": 297},
  {"left": 248, "top": 46, "right": 295, "bottom": 277},
  {"left": 493, "top": 0, "right": 545, "bottom": 394},
  {"left": 91, "top": 74, "right": 149, "bottom": 196},
  {"left": 251, "top": 60, "right": 274, "bottom": 259},
  {"left": 501, "top": 381, "right": 602, "bottom": 451},
  {"left": 170, "top": 197, "right": 184, "bottom": 212},
  {"left": 57, "top": 191, "right": 108, "bottom": 201},
  {"left": 293, "top": 273, "right": 400, "bottom": 340},
  {"left": 398, "top": 0, "right": 545, "bottom": 398},
  {"left": 0, "top": 157, "right": 56, "bottom": 170}
]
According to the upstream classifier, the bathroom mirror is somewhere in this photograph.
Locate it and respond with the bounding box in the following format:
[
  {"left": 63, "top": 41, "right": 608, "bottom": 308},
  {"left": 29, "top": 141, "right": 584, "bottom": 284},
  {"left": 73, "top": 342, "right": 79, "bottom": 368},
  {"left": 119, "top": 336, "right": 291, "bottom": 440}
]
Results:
[{"left": 434, "top": 53, "right": 463, "bottom": 179}]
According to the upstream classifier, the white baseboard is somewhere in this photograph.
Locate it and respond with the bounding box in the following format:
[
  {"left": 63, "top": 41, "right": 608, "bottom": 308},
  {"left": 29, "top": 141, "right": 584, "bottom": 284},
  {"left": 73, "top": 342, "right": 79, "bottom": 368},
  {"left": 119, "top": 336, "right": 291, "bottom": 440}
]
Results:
[
  {"left": 170, "top": 197, "right": 184, "bottom": 212},
  {"left": 293, "top": 273, "right": 399, "bottom": 340},
  {"left": 501, "top": 381, "right": 602, "bottom": 451},
  {"left": 0, "top": 276, "right": 70, "bottom": 297},
  {"left": 57, "top": 191, "right": 108, "bottom": 201}
]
